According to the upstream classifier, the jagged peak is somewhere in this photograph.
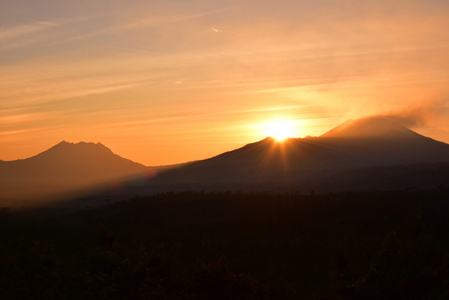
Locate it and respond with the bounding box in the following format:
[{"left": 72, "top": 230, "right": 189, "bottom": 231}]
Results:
[
  {"left": 39, "top": 141, "right": 114, "bottom": 158},
  {"left": 55, "top": 140, "right": 106, "bottom": 147}
]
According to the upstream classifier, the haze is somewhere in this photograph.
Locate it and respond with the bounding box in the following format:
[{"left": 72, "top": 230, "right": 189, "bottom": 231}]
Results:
[{"left": 1, "top": 0, "right": 449, "bottom": 165}]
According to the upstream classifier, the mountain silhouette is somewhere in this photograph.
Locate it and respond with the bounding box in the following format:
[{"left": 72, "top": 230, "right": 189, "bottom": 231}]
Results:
[
  {"left": 129, "top": 117, "right": 449, "bottom": 194},
  {"left": 0, "top": 141, "right": 148, "bottom": 202},
  {"left": 3, "top": 117, "right": 449, "bottom": 208},
  {"left": 321, "top": 117, "right": 420, "bottom": 138}
]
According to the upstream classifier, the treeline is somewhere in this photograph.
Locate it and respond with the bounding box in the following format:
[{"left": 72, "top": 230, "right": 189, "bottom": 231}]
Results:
[{"left": 1, "top": 189, "right": 449, "bottom": 299}]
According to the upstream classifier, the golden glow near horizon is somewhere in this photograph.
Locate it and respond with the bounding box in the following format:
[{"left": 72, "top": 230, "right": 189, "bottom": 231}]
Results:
[
  {"left": 263, "top": 119, "right": 298, "bottom": 142},
  {"left": 1, "top": 0, "right": 449, "bottom": 165}
]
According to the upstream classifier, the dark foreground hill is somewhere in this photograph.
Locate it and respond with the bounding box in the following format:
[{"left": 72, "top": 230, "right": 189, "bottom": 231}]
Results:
[
  {"left": 3, "top": 189, "right": 449, "bottom": 299},
  {"left": 0, "top": 141, "right": 148, "bottom": 204}
]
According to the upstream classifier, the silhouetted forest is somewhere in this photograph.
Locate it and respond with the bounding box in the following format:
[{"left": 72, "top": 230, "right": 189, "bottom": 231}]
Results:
[{"left": 2, "top": 189, "right": 449, "bottom": 299}]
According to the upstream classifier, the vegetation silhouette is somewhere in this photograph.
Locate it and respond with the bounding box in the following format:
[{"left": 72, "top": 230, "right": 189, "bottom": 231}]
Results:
[{"left": 2, "top": 189, "right": 449, "bottom": 299}]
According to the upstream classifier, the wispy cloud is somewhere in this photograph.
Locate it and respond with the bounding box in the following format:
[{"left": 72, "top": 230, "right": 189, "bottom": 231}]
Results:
[
  {"left": 0, "top": 21, "right": 58, "bottom": 40},
  {"left": 0, "top": 112, "right": 54, "bottom": 125},
  {"left": 67, "top": 83, "right": 141, "bottom": 99},
  {"left": 0, "top": 128, "right": 37, "bottom": 137},
  {"left": 210, "top": 27, "right": 222, "bottom": 33},
  {"left": 122, "top": 7, "right": 233, "bottom": 30},
  {"left": 0, "top": 16, "right": 104, "bottom": 52},
  {"left": 371, "top": 101, "right": 449, "bottom": 129},
  {"left": 1, "top": 81, "right": 143, "bottom": 109}
]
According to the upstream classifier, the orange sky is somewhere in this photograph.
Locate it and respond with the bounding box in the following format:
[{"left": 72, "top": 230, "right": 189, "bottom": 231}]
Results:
[{"left": 1, "top": 0, "right": 449, "bottom": 165}]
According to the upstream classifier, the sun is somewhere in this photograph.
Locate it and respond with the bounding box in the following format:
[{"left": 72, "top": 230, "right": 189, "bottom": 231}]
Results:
[{"left": 264, "top": 120, "right": 296, "bottom": 142}]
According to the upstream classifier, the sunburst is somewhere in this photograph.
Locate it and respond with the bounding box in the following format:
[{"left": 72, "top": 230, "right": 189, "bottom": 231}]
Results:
[{"left": 264, "top": 120, "right": 296, "bottom": 141}]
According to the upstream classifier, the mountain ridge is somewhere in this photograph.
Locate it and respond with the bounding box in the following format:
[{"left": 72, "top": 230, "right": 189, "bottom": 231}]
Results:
[
  {"left": 128, "top": 116, "right": 449, "bottom": 195},
  {"left": 3, "top": 117, "right": 449, "bottom": 207},
  {"left": 0, "top": 141, "right": 149, "bottom": 203}
]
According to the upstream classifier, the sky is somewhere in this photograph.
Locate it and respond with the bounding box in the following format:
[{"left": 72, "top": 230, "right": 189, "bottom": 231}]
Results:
[{"left": 1, "top": 0, "right": 449, "bottom": 165}]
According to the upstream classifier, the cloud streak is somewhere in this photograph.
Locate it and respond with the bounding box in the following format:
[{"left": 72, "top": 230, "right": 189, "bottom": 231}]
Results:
[
  {"left": 210, "top": 27, "right": 222, "bottom": 33},
  {"left": 375, "top": 104, "right": 445, "bottom": 129},
  {"left": 122, "top": 6, "right": 233, "bottom": 30},
  {"left": 0, "top": 21, "right": 58, "bottom": 40}
]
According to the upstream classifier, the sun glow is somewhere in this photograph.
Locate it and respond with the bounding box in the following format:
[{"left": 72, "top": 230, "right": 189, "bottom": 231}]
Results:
[{"left": 264, "top": 120, "right": 297, "bottom": 142}]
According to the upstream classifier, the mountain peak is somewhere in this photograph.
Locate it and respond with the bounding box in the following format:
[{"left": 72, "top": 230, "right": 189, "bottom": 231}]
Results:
[
  {"left": 321, "top": 117, "right": 419, "bottom": 139},
  {"left": 53, "top": 140, "right": 107, "bottom": 148},
  {"left": 56, "top": 140, "right": 71, "bottom": 146},
  {"left": 0, "top": 140, "right": 148, "bottom": 200},
  {"left": 39, "top": 141, "right": 114, "bottom": 160}
]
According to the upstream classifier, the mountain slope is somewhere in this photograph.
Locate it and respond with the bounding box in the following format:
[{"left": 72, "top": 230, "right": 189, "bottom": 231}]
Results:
[
  {"left": 133, "top": 117, "right": 449, "bottom": 194},
  {"left": 321, "top": 117, "right": 420, "bottom": 138},
  {"left": 0, "top": 141, "right": 148, "bottom": 202}
]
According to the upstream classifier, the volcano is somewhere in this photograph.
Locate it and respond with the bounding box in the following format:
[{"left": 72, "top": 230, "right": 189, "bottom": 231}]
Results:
[
  {"left": 130, "top": 117, "right": 449, "bottom": 194},
  {"left": 0, "top": 141, "right": 148, "bottom": 202}
]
